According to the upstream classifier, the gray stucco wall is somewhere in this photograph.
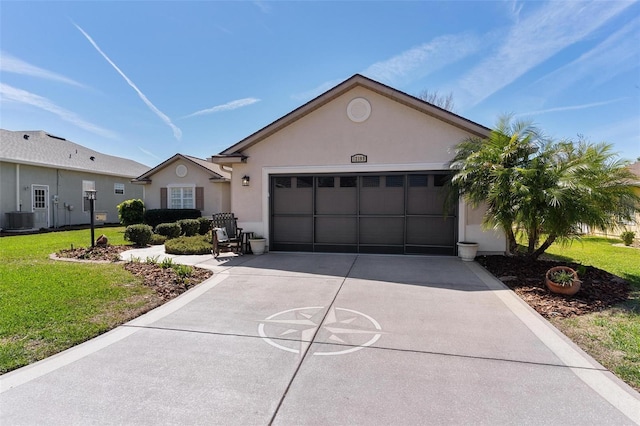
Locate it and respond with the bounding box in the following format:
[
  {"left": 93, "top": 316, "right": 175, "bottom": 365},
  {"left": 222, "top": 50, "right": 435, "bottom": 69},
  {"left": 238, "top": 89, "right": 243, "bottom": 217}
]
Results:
[{"left": 0, "top": 161, "right": 143, "bottom": 229}]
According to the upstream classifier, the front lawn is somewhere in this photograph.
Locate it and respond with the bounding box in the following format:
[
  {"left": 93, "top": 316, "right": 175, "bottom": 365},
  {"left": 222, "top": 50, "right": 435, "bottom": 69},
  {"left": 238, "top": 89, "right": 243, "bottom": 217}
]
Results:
[
  {"left": 0, "top": 228, "right": 160, "bottom": 373},
  {"left": 540, "top": 236, "right": 639, "bottom": 390}
]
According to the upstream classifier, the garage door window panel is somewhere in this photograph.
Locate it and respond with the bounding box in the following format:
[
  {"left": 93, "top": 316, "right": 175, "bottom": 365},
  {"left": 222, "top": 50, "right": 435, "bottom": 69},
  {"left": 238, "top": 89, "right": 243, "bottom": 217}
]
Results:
[
  {"left": 360, "top": 176, "right": 404, "bottom": 215},
  {"left": 316, "top": 177, "right": 356, "bottom": 215},
  {"left": 274, "top": 177, "right": 312, "bottom": 215}
]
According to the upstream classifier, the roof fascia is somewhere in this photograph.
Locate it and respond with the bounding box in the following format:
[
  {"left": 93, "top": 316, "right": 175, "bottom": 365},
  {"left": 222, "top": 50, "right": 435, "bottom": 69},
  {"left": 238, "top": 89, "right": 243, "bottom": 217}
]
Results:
[{"left": 133, "top": 153, "right": 222, "bottom": 181}]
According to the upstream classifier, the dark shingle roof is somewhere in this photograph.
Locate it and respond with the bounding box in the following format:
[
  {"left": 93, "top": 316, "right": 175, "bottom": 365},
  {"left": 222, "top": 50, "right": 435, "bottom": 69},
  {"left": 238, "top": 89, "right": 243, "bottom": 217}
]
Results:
[{"left": 0, "top": 129, "right": 149, "bottom": 178}]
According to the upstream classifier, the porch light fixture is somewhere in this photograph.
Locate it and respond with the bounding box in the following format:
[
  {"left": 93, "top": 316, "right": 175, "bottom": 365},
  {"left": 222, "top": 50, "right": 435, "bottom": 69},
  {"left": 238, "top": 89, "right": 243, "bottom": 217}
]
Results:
[{"left": 242, "top": 175, "right": 250, "bottom": 186}]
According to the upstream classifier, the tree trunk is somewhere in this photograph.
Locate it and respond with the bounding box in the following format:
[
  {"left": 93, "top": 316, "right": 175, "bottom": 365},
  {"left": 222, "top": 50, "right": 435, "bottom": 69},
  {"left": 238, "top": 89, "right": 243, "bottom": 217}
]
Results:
[
  {"left": 505, "top": 227, "right": 517, "bottom": 256},
  {"left": 531, "top": 234, "right": 557, "bottom": 259}
]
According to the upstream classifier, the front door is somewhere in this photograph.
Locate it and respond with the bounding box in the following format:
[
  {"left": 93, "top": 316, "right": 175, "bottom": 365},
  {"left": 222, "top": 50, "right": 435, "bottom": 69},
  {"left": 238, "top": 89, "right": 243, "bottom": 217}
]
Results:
[{"left": 32, "top": 185, "right": 49, "bottom": 228}]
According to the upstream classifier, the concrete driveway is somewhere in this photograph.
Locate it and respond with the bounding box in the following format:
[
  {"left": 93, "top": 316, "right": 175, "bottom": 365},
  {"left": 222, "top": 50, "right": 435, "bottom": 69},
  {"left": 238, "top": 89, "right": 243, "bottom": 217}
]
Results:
[{"left": 2, "top": 252, "right": 639, "bottom": 425}]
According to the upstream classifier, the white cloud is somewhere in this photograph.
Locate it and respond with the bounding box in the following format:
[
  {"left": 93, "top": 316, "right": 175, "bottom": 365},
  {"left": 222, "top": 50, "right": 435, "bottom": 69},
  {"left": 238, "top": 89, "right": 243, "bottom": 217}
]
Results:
[
  {"left": 363, "top": 33, "right": 481, "bottom": 87},
  {"left": 0, "top": 83, "right": 116, "bottom": 139},
  {"left": 535, "top": 16, "right": 640, "bottom": 94},
  {"left": 515, "top": 98, "right": 627, "bottom": 117},
  {"left": 253, "top": 1, "right": 271, "bottom": 13},
  {"left": 138, "top": 146, "right": 161, "bottom": 160},
  {"left": 457, "top": 1, "right": 634, "bottom": 107},
  {"left": 291, "top": 79, "right": 345, "bottom": 101},
  {"left": 73, "top": 23, "right": 182, "bottom": 141},
  {"left": 183, "top": 98, "right": 261, "bottom": 118},
  {"left": 0, "top": 51, "right": 86, "bottom": 88}
]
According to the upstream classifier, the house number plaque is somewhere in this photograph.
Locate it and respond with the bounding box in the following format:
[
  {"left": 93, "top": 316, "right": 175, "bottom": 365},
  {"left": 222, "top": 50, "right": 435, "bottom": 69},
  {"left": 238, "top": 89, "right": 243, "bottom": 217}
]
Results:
[{"left": 351, "top": 154, "right": 367, "bottom": 163}]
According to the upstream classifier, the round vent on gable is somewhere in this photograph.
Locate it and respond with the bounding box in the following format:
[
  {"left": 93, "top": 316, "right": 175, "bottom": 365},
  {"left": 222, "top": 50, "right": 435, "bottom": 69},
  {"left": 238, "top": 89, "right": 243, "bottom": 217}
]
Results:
[
  {"left": 176, "top": 164, "right": 188, "bottom": 178},
  {"left": 347, "top": 97, "right": 371, "bottom": 123}
]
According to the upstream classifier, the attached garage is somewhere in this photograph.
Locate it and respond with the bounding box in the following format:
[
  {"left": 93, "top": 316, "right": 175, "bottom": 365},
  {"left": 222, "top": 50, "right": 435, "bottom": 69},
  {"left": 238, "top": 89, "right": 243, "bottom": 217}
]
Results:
[
  {"left": 270, "top": 173, "right": 456, "bottom": 254},
  {"left": 211, "top": 74, "right": 507, "bottom": 256}
]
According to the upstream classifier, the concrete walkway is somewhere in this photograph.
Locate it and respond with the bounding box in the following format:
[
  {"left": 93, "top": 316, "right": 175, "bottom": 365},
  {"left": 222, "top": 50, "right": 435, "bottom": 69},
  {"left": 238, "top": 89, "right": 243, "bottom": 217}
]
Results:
[{"left": 1, "top": 249, "right": 639, "bottom": 425}]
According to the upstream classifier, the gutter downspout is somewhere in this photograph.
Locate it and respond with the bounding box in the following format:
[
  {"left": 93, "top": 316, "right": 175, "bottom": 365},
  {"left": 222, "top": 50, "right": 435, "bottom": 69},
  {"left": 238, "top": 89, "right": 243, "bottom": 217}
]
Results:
[{"left": 16, "top": 164, "right": 20, "bottom": 211}]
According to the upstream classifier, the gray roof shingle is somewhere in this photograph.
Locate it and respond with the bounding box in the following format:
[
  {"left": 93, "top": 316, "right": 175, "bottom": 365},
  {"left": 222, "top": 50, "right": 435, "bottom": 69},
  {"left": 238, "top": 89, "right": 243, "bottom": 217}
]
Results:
[{"left": 0, "top": 129, "right": 149, "bottom": 178}]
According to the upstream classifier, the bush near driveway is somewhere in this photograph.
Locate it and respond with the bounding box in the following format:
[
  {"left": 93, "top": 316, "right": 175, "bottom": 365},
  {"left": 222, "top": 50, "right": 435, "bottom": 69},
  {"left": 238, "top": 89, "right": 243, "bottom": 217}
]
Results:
[
  {"left": 155, "top": 222, "right": 182, "bottom": 239},
  {"left": 124, "top": 224, "right": 153, "bottom": 246},
  {"left": 164, "top": 235, "right": 212, "bottom": 255}
]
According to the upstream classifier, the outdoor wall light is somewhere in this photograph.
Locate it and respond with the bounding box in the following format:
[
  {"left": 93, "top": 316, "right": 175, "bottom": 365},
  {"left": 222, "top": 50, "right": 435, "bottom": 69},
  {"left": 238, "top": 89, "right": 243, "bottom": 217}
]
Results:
[{"left": 242, "top": 175, "right": 250, "bottom": 186}]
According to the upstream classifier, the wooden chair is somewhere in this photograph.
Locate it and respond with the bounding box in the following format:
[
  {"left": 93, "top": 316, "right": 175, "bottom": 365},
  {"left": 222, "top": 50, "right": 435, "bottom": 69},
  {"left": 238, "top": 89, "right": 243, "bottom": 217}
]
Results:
[{"left": 211, "top": 213, "right": 243, "bottom": 257}]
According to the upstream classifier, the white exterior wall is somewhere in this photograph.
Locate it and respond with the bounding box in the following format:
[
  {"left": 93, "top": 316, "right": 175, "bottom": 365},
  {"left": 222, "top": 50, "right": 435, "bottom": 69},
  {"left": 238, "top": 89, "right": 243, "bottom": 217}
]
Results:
[
  {"left": 230, "top": 86, "right": 506, "bottom": 254},
  {"left": 140, "top": 158, "right": 230, "bottom": 217}
]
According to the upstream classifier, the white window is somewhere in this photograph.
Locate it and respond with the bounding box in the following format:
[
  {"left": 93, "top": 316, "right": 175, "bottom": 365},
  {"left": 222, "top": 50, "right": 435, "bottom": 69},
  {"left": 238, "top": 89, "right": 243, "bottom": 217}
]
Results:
[
  {"left": 114, "top": 183, "right": 125, "bottom": 195},
  {"left": 170, "top": 187, "right": 194, "bottom": 209}
]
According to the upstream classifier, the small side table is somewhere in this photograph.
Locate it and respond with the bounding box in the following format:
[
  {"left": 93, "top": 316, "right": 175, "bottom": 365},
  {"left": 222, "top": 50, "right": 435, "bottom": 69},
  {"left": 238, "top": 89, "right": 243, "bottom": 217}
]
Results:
[{"left": 243, "top": 232, "right": 254, "bottom": 254}]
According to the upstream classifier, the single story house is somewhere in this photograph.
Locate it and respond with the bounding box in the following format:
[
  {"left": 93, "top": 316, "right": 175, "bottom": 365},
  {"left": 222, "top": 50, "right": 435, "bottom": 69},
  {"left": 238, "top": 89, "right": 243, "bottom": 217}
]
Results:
[
  {"left": 131, "top": 153, "right": 230, "bottom": 216},
  {"left": 212, "top": 74, "right": 506, "bottom": 255},
  {"left": 0, "top": 129, "right": 148, "bottom": 230}
]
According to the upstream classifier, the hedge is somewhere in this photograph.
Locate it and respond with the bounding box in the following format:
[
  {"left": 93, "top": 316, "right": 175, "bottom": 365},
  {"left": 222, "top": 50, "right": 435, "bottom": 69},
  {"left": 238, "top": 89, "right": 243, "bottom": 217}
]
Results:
[
  {"left": 124, "top": 224, "right": 153, "bottom": 246},
  {"left": 155, "top": 222, "right": 182, "bottom": 239},
  {"left": 164, "top": 235, "right": 212, "bottom": 255},
  {"left": 144, "top": 209, "right": 201, "bottom": 228},
  {"left": 178, "top": 219, "right": 200, "bottom": 237}
]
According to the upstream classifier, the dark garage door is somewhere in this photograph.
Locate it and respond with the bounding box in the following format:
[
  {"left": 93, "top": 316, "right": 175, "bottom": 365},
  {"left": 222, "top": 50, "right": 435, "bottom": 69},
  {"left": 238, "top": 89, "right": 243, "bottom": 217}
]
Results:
[{"left": 270, "top": 173, "right": 456, "bottom": 255}]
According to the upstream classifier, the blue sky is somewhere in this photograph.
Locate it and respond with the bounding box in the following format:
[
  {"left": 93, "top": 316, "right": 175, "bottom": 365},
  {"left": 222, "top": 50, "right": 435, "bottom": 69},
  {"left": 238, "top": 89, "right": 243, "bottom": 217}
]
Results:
[{"left": 1, "top": 1, "right": 638, "bottom": 167}]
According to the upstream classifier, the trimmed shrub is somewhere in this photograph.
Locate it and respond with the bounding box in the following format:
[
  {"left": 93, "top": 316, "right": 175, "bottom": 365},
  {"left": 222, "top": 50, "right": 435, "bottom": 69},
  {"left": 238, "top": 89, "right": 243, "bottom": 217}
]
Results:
[
  {"left": 155, "top": 222, "right": 182, "bottom": 239},
  {"left": 621, "top": 231, "right": 635, "bottom": 246},
  {"left": 144, "top": 209, "right": 201, "bottom": 229},
  {"left": 197, "top": 217, "right": 212, "bottom": 235},
  {"left": 117, "top": 199, "right": 145, "bottom": 226},
  {"left": 164, "top": 235, "right": 212, "bottom": 255},
  {"left": 124, "top": 224, "right": 153, "bottom": 246},
  {"left": 178, "top": 219, "right": 200, "bottom": 237},
  {"left": 149, "top": 234, "right": 167, "bottom": 245}
]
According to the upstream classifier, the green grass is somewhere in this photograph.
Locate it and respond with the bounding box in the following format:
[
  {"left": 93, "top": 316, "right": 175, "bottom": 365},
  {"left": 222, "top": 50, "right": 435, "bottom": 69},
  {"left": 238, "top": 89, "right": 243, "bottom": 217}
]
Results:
[
  {"left": 0, "top": 227, "right": 157, "bottom": 373},
  {"left": 542, "top": 236, "right": 640, "bottom": 289},
  {"left": 540, "top": 236, "right": 640, "bottom": 391}
]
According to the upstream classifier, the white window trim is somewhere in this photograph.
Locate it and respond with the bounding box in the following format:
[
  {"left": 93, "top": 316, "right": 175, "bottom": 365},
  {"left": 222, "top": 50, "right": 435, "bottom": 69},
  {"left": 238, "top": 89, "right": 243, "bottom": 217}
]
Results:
[
  {"left": 114, "top": 183, "right": 125, "bottom": 195},
  {"left": 167, "top": 183, "right": 196, "bottom": 209}
]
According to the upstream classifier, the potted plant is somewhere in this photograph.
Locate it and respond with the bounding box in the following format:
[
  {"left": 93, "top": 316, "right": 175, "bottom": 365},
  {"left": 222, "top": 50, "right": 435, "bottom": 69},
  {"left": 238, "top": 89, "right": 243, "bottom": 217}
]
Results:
[
  {"left": 545, "top": 266, "right": 581, "bottom": 296},
  {"left": 249, "top": 235, "right": 267, "bottom": 255},
  {"left": 457, "top": 241, "right": 479, "bottom": 262}
]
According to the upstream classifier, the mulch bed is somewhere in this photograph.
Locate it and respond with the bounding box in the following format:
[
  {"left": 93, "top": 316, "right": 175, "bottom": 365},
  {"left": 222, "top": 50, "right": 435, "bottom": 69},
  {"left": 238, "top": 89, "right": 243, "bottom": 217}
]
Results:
[
  {"left": 477, "top": 255, "right": 631, "bottom": 318},
  {"left": 56, "top": 245, "right": 213, "bottom": 301}
]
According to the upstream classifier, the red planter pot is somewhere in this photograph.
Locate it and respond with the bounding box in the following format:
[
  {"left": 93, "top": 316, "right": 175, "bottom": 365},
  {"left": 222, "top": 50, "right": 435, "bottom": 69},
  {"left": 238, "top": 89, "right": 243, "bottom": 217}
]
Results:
[{"left": 545, "top": 266, "right": 581, "bottom": 296}]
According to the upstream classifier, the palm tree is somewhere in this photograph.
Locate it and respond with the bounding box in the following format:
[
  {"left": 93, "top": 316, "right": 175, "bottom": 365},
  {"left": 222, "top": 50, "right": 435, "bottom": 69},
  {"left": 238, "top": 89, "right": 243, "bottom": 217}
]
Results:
[
  {"left": 450, "top": 115, "right": 639, "bottom": 259},
  {"left": 449, "top": 114, "right": 543, "bottom": 255}
]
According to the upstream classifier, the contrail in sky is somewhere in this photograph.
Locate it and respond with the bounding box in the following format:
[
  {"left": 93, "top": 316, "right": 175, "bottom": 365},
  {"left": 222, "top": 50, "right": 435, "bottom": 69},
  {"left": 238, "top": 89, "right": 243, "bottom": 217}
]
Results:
[{"left": 73, "top": 22, "right": 182, "bottom": 141}]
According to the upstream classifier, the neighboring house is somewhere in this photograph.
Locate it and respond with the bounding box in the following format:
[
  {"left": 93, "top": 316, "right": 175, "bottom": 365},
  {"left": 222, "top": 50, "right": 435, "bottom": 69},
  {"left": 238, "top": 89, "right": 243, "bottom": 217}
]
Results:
[
  {"left": 0, "top": 129, "right": 148, "bottom": 230},
  {"left": 131, "top": 154, "right": 230, "bottom": 217},
  {"left": 212, "top": 74, "right": 506, "bottom": 255}
]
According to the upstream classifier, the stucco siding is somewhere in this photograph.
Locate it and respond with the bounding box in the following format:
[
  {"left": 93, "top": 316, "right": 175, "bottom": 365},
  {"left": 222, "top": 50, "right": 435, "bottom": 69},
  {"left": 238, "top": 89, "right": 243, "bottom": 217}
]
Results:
[{"left": 228, "top": 86, "right": 506, "bottom": 253}]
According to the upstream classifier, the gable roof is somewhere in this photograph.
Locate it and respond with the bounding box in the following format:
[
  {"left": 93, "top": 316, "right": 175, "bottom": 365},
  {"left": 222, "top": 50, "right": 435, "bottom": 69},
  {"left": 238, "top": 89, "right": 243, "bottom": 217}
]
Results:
[
  {"left": 213, "top": 74, "right": 490, "bottom": 161},
  {"left": 132, "top": 153, "right": 230, "bottom": 183},
  {"left": 0, "top": 129, "right": 149, "bottom": 178}
]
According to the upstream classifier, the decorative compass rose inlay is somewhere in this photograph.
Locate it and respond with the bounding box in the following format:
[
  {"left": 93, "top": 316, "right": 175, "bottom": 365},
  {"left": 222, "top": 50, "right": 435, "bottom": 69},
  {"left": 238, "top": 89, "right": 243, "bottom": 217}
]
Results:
[{"left": 258, "top": 306, "right": 383, "bottom": 356}]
